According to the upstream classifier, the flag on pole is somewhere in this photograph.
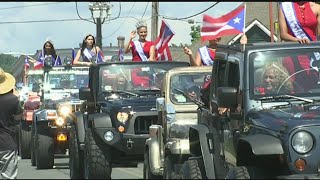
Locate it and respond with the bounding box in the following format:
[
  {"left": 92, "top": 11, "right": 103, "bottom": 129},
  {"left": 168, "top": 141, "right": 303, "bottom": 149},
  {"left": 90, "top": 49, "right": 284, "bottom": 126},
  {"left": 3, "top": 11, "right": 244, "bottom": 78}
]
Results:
[
  {"left": 154, "top": 20, "right": 175, "bottom": 61},
  {"left": 71, "top": 48, "right": 76, "bottom": 64},
  {"left": 54, "top": 55, "right": 62, "bottom": 66},
  {"left": 33, "top": 49, "right": 44, "bottom": 70},
  {"left": 24, "top": 56, "right": 30, "bottom": 69},
  {"left": 118, "top": 48, "right": 124, "bottom": 61},
  {"left": 96, "top": 51, "right": 104, "bottom": 63},
  {"left": 200, "top": 4, "right": 245, "bottom": 41}
]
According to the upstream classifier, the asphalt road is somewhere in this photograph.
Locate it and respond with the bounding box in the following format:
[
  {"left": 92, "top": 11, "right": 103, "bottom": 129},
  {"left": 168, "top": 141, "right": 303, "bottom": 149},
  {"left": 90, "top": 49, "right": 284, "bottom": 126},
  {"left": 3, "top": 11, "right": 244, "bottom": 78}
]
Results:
[{"left": 17, "top": 155, "right": 143, "bottom": 179}]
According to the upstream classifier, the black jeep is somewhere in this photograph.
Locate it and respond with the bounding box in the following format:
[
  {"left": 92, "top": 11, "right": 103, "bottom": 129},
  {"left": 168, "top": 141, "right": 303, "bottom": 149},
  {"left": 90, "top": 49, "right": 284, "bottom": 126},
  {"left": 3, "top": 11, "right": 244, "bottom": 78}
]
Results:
[
  {"left": 180, "top": 42, "right": 320, "bottom": 179},
  {"left": 69, "top": 61, "right": 189, "bottom": 179}
]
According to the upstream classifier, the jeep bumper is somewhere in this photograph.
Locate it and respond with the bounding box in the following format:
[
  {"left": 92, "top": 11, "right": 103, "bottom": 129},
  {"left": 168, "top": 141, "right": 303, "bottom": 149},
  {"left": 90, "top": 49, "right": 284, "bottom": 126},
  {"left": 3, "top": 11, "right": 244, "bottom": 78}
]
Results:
[{"left": 94, "top": 127, "right": 148, "bottom": 155}]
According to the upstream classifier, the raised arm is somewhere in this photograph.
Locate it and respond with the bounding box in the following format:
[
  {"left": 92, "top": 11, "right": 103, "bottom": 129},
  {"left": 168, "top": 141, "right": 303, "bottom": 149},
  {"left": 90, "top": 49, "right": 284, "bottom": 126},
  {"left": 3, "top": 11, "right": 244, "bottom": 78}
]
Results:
[
  {"left": 184, "top": 47, "right": 196, "bottom": 66},
  {"left": 149, "top": 45, "right": 156, "bottom": 61},
  {"left": 124, "top": 30, "right": 136, "bottom": 54}
]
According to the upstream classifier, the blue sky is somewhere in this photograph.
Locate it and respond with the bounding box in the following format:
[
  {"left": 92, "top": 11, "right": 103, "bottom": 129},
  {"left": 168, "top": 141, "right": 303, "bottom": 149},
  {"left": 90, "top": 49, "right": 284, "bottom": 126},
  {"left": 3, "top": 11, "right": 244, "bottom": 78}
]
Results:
[{"left": 0, "top": 2, "right": 242, "bottom": 55}]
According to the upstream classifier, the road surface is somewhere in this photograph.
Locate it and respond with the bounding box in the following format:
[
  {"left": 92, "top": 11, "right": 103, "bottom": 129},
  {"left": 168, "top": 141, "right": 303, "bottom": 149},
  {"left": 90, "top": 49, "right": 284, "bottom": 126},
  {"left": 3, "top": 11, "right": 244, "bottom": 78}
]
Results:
[{"left": 17, "top": 155, "right": 143, "bottom": 179}]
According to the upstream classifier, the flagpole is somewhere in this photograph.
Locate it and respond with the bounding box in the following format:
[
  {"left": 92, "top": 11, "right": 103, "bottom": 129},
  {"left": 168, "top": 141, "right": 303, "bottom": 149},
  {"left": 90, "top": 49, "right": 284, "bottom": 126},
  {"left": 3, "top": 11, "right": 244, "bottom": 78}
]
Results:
[{"left": 242, "top": 2, "right": 246, "bottom": 52}]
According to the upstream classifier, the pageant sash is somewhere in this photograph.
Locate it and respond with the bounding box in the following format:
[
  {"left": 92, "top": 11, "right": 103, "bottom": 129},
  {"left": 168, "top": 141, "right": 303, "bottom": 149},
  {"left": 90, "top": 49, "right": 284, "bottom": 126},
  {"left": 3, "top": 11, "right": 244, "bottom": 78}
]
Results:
[
  {"left": 133, "top": 41, "right": 148, "bottom": 61},
  {"left": 280, "top": 2, "right": 312, "bottom": 41},
  {"left": 83, "top": 48, "right": 95, "bottom": 62},
  {"left": 199, "top": 46, "right": 214, "bottom": 66}
]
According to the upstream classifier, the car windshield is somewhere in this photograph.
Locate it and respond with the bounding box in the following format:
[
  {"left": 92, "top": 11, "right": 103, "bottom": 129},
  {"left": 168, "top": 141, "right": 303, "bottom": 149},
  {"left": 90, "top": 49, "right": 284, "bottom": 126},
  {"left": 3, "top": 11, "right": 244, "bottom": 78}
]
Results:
[
  {"left": 27, "top": 74, "right": 43, "bottom": 92},
  {"left": 47, "top": 70, "right": 89, "bottom": 90},
  {"left": 170, "top": 72, "right": 212, "bottom": 104},
  {"left": 99, "top": 63, "right": 188, "bottom": 98},
  {"left": 251, "top": 48, "right": 320, "bottom": 98}
]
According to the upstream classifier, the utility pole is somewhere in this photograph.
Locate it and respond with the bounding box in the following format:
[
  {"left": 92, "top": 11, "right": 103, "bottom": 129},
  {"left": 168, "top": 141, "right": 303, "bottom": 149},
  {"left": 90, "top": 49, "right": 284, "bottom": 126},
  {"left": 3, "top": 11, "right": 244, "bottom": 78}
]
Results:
[
  {"left": 151, "top": 2, "right": 159, "bottom": 41},
  {"left": 89, "top": 2, "right": 111, "bottom": 48}
]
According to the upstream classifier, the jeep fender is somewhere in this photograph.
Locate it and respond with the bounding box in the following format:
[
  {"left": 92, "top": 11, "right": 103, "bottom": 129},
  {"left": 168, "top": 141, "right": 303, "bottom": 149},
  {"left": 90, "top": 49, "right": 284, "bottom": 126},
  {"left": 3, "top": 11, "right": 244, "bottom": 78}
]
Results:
[
  {"left": 237, "top": 134, "right": 284, "bottom": 166},
  {"left": 189, "top": 124, "right": 216, "bottom": 179},
  {"left": 70, "top": 111, "right": 85, "bottom": 144},
  {"left": 89, "top": 113, "right": 113, "bottom": 128}
]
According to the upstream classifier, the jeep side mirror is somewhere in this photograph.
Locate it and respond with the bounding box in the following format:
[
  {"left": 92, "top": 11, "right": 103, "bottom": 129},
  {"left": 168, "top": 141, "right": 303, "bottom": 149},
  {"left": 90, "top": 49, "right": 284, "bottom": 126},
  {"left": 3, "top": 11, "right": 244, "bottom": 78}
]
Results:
[
  {"left": 217, "top": 87, "right": 237, "bottom": 109},
  {"left": 156, "top": 97, "right": 165, "bottom": 111},
  {"left": 79, "top": 87, "right": 92, "bottom": 101}
]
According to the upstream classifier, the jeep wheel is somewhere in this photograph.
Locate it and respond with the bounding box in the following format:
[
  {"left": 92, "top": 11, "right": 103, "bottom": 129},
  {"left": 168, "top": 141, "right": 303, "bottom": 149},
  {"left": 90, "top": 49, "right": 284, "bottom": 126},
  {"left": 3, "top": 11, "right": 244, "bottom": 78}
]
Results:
[
  {"left": 30, "top": 125, "right": 36, "bottom": 166},
  {"left": 179, "top": 159, "right": 203, "bottom": 179},
  {"left": 163, "top": 156, "right": 174, "bottom": 179},
  {"left": 84, "top": 129, "right": 111, "bottom": 179},
  {"left": 225, "top": 166, "right": 250, "bottom": 179},
  {"left": 143, "top": 151, "right": 162, "bottom": 179},
  {"left": 69, "top": 125, "right": 84, "bottom": 179},
  {"left": 19, "top": 122, "right": 31, "bottom": 159},
  {"left": 35, "top": 129, "right": 54, "bottom": 169}
]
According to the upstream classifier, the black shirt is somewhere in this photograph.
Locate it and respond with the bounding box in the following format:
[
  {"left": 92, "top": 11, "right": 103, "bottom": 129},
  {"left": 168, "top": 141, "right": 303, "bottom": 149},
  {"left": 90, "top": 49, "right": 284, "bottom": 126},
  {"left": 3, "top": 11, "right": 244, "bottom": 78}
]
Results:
[{"left": 0, "top": 92, "right": 23, "bottom": 151}]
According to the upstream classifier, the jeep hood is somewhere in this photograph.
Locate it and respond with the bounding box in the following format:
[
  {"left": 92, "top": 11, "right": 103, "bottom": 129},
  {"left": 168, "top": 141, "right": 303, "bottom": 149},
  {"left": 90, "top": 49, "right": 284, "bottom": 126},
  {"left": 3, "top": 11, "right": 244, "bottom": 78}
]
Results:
[
  {"left": 248, "top": 105, "right": 320, "bottom": 132},
  {"left": 100, "top": 96, "right": 158, "bottom": 111}
]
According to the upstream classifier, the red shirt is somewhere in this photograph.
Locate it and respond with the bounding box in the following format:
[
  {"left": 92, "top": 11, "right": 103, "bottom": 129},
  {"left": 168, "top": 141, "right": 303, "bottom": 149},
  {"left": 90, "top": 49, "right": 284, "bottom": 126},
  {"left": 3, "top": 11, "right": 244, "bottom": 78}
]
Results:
[
  {"left": 130, "top": 41, "right": 154, "bottom": 62},
  {"left": 288, "top": 2, "right": 318, "bottom": 41}
]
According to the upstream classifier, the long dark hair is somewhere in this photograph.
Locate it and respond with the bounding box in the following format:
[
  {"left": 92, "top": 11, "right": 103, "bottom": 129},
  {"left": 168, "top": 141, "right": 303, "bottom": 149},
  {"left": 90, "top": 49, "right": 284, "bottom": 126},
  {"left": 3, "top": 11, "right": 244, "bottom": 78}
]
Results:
[
  {"left": 43, "top": 41, "right": 57, "bottom": 60},
  {"left": 81, "top": 34, "right": 96, "bottom": 56}
]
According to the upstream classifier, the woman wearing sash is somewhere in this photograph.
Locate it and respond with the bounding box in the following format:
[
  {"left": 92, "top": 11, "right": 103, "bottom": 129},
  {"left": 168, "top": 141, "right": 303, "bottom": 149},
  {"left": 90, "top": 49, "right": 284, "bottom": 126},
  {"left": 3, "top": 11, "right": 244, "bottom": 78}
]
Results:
[
  {"left": 124, "top": 21, "right": 156, "bottom": 88},
  {"left": 124, "top": 20, "right": 155, "bottom": 61},
  {"left": 279, "top": 1, "right": 320, "bottom": 43},
  {"left": 31, "top": 40, "right": 61, "bottom": 68},
  {"left": 183, "top": 37, "right": 221, "bottom": 66},
  {"left": 279, "top": 2, "right": 320, "bottom": 92},
  {"left": 73, "top": 34, "right": 103, "bottom": 66}
]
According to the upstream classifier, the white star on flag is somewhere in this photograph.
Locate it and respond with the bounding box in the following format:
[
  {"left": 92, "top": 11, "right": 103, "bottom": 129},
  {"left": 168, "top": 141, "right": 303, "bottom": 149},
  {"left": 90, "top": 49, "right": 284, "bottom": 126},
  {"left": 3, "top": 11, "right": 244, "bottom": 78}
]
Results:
[{"left": 233, "top": 17, "right": 241, "bottom": 24}]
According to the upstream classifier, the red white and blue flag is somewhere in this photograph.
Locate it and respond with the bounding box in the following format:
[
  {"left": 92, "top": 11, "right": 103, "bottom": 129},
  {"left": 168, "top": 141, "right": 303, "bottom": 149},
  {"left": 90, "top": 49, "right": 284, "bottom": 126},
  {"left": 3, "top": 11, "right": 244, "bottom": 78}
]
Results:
[
  {"left": 24, "top": 56, "right": 30, "bottom": 69},
  {"left": 201, "top": 4, "right": 245, "bottom": 41},
  {"left": 96, "top": 50, "right": 104, "bottom": 63},
  {"left": 33, "top": 49, "right": 44, "bottom": 70},
  {"left": 118, "top": 48, "right": 124, "bottom": 61},
  {"left": 54, "top": 55, "right": 62, "bottom": 66},
  {"left": 154, "top": 20, "right": 175, "bottom": 61}
]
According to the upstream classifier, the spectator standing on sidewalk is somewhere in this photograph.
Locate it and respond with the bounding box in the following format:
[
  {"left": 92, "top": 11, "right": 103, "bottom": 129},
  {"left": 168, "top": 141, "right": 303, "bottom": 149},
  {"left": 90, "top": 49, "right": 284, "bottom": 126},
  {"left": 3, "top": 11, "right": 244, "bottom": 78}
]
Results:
[{"left": 0, "top": 68, "right": 23, "bottom": 179}]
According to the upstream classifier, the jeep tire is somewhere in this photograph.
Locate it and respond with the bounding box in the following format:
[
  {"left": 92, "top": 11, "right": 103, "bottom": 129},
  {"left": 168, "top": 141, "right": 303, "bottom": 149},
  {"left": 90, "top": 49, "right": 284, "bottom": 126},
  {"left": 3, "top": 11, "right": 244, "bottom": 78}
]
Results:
[
  {"left": 69, "top": 125, "right": 84, "bottom": 179},
  {"left": 35, "top": 129, "right": 54, "bottom": 169},
  {"left": 84, "top": 129, "right": 111, "bottom": 179},
  {"left": 30, "top": 125, "right": 36, "bottom": 166},
  {"left": 179, "top": 159, "right": 203, "bottom": 179},
  {"left": 163, "top": 156, "right": 174, "bottom": 179},
  {"left": 143, "top": 151, "right": 162, "bottom": 179},
  {"left": 19, "top": 122, "right": 31, "bottom": 159},
  {"left": 225, "top": 166, "right": 250, "bottom": 179}
]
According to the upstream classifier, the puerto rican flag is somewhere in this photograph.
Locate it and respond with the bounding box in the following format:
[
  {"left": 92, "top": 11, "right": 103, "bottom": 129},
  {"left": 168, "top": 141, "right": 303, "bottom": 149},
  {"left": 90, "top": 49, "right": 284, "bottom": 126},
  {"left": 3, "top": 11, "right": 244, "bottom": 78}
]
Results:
[
  {"left": 24, "top": 56, "right": 30, "bottom": 69},
  {"left": 33, "top": 49, "right": 44, "bottom": 70},
  {"left": 154, "top": 20, "right": 175, "bottom": 61},
  {"left": 201, "top": 4, "right": 245, "bottom": 41},
  {"left": 118, "top": 48, "right": 124, "bottom": 61},
  {"left": 96, "top": 50, "right": 104, "bottom": 63},
  {"left": 54, "top": 55, "right": 62, "bottom": 66}
]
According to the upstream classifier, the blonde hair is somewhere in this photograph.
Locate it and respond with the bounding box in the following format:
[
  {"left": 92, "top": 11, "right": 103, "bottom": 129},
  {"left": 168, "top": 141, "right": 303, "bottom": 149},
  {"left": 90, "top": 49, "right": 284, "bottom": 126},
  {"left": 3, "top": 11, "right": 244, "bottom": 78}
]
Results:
[{"left": 261, "top": 62, "right": 293, "bottom": 93}]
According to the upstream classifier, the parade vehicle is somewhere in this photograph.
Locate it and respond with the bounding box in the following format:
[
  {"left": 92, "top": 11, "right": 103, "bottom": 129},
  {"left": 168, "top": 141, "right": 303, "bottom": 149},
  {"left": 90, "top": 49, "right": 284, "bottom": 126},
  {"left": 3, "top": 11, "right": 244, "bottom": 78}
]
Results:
[
  {"left": 30, "top": 57, "right": 89, "bottom": 169},
  {"left": 179, "top": 42, "right": 320, "bottom": 179},
  {"left": 144, "top": 66, "right": 212, "bottom": 179},
  {"left": 18, "top": 69, "right": 42, "bottom": 159},
  {"left": 69, "top": 61, "right": 189, "bottom": 179}
]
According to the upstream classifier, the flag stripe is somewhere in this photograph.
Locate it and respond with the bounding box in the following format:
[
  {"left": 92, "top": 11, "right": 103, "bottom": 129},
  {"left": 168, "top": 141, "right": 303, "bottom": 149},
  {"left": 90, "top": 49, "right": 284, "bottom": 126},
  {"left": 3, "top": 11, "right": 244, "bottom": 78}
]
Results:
[{"left": 201, "top": 29, "right": 241, "bottom": 41}]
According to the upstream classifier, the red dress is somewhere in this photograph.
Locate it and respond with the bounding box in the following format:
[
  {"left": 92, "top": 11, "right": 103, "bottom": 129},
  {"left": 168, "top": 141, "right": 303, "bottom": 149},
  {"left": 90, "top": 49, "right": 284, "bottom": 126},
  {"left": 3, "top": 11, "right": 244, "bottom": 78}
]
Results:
[
  {"left": 130, "top": 41, "right": 154, "bottom": 62},
  {"left": 289, "top": 2, "right": 318, "bottom": 41},
  {"left": 130, "top": 40, "right": 154, "bottom": 87}
]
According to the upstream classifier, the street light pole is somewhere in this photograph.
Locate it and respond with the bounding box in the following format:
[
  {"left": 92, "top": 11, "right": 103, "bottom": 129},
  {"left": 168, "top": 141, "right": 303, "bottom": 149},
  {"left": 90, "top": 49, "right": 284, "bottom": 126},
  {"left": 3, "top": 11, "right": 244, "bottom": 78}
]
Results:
[{"left": 89, "top": 2, "right": 111, "bottom": 48}]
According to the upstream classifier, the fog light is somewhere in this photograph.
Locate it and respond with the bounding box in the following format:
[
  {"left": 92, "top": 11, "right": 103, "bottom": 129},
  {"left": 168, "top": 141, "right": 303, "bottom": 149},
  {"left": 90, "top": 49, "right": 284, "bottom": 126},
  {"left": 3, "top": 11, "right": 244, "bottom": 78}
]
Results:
[
  {"left": 55, "top": 117, "right": 65, "bottom": 126},
  {"left": 118, "top": 125, "right": 125, "bottom": 133},
  {"left": 104, "top": 131, "right": 114, "bottom": 141},
  {"left": 295, "top": 158, "right": 306, "bottom": 171}
]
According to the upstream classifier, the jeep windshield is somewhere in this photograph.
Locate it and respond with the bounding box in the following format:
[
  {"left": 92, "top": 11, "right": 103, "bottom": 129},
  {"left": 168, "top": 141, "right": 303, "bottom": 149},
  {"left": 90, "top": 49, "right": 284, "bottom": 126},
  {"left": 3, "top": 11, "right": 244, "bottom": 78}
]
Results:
[
  {"left": 171, "top": 73, "right": 211, "bottom": 105},
  {"left": 98, "top": 62, "right": 188, "bottom": 99},
  {"left": 251, "top": 48, "right": 320, "bottom": 101}
]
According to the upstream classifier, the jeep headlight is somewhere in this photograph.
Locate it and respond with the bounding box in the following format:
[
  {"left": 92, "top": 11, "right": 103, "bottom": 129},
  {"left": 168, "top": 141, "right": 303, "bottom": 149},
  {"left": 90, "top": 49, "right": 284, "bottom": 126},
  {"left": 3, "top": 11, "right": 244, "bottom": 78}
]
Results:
[
  {"left": 116, "top": 112, "right": 129, "bottom": 123},
  {"left": 292, "top": 131, "right": 313, "bottom": 154},
  {"left": 59, "top": 104, "right": 72, "bottom": 116},
  {"left": 55, "top": 117, "right": 65, "bottom": 126}
]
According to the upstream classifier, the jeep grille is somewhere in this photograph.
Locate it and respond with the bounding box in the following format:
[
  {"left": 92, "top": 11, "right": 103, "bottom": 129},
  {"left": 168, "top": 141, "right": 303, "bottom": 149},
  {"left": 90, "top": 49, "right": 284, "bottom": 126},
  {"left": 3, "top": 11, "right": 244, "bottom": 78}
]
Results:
[
  {"left": 71, "top": 104, "right": 81, "bottom": 112},
  {"left": 134, "top": 116, "right": 157, "bottom": 134}
]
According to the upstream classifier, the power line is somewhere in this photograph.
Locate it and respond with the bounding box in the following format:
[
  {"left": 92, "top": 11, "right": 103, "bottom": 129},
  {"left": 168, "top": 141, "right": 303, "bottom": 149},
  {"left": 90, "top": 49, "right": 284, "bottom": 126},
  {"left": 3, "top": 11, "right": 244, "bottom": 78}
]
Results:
[
  {"left": 109, "top": 2, "right": 122, "bottom": 21},
  {"left": 141, "top": 2, "right": 149, "bottom": 19},
  {"left": 0, "top": 2, "right": 65, "bottom": 11},
  {"left": 103, "top": 2, "right": 136, "bottom": 39},
  {"left": 75, "top": 2, "right": 93, "bottom": 23},
  {"left": 0, "top": 18, "right": 85, "bottom": 24},
  {"left": 160, "top": 2, "right": 219, "bottom": 20}
]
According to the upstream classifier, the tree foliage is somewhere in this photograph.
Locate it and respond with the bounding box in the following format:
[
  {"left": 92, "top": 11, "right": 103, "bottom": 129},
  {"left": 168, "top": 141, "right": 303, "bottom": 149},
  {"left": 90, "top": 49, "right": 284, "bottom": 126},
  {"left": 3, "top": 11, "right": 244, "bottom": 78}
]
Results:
[
  {"left": 190, "top": 25, "right": 201, "bottom": 44},
  {"left": 0, "top": 54, "right": 17, "bottom": 73}
]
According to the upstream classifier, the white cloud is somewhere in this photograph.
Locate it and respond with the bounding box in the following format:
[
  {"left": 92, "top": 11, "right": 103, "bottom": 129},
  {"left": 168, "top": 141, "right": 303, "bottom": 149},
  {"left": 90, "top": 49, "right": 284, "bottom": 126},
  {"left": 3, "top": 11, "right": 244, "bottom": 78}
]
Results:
[{"left": 0, "top": 2, "right": 242, "bottom": 55}]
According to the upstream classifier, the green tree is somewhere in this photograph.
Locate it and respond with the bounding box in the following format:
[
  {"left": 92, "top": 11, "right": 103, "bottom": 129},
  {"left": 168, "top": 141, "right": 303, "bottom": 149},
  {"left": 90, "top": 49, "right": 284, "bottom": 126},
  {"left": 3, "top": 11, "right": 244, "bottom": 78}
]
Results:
[
  {"left": 190, "top": 25, "right": 201, "bottom": 44},
  {"left": 0, "top": 54, "right": 17, "bottom": 73}
]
